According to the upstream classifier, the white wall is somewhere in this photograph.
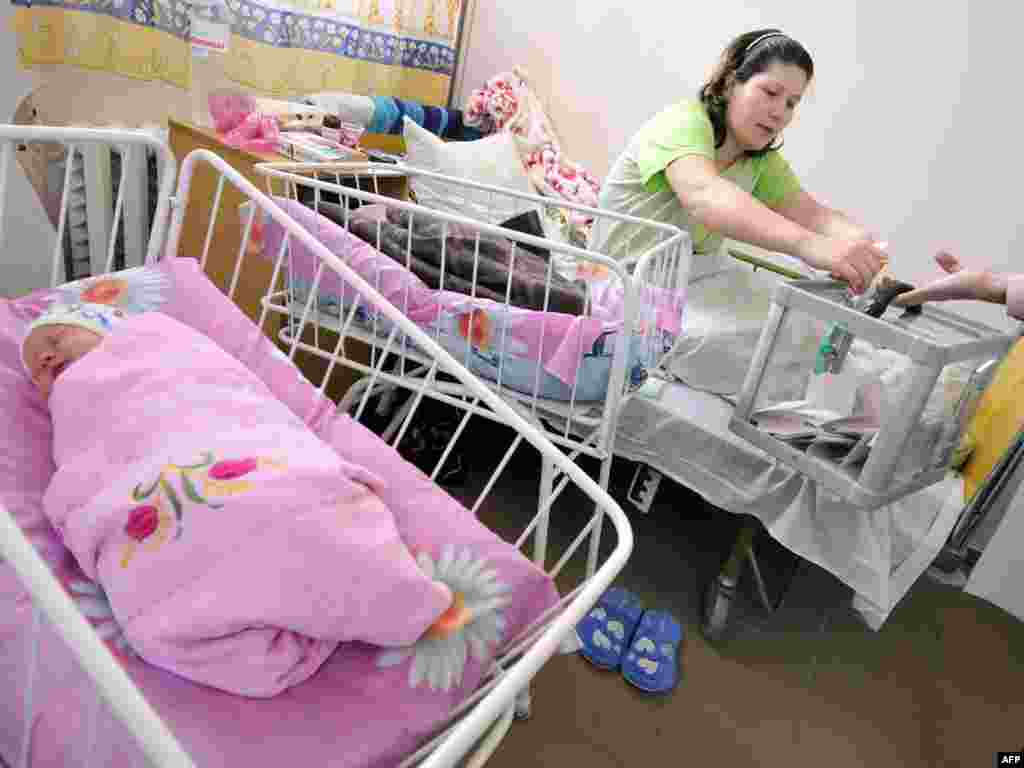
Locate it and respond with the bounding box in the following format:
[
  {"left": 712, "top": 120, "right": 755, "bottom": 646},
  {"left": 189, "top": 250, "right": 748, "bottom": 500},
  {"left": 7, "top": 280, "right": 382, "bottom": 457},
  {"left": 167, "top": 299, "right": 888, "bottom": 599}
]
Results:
[
  {"left": 1, "top": 2, "right": 57, "bottom": 297},
  {"left": 457, "top": 2, "right": 1023, "bottom": 331}
]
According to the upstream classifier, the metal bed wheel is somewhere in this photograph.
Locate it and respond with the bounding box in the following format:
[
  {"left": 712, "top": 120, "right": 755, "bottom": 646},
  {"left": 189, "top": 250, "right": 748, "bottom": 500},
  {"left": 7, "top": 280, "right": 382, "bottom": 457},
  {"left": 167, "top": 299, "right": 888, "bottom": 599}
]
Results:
[
  {"left": 514, "top": 688, "right": 532, "bottom": 721},
  {"left": 701, "top": 573, "right": 738, "bottom": 641},
  {"left": 701, "top": 517, "right": 755, "bottom": 641},
  {"left": 701, "top": 515, "right": 803, "bottom": 641}
]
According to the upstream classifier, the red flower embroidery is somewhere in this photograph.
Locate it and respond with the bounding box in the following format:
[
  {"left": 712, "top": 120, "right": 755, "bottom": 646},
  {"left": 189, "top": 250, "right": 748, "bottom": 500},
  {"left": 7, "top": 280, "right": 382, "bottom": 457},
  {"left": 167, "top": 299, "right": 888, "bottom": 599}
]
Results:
[
  {"left": 125, "top": 506, "right": 159, "bottom": 541},
  {"left": 244, "top": 209, "right": 265, "bottom": 258},
  {"left": 81, "top": 278, "right": 128, "bottom": 305},
  {"left": 457, "top": 309, "right": 492, "bottom": 351},
  {"left": 209, "top": 458, "right": 259, "bottom": 480}
]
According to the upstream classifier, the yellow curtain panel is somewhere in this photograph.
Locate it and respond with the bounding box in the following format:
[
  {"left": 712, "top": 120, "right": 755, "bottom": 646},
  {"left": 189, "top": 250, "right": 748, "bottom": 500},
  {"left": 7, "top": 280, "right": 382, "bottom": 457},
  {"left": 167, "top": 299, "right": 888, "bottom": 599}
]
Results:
[
  {"left": 962, "top": 337, "right": 1024, "bottom": 501},
  {"left": 11, "top": 0, "right": 462, "bottom": 104}
]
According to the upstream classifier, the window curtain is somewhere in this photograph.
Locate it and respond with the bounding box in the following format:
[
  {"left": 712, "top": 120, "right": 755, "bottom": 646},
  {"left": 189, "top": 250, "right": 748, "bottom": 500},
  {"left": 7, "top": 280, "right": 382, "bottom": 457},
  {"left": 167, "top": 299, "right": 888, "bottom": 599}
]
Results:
[{"left": 10, "top": 0, "right": 464, "bottom": 105}]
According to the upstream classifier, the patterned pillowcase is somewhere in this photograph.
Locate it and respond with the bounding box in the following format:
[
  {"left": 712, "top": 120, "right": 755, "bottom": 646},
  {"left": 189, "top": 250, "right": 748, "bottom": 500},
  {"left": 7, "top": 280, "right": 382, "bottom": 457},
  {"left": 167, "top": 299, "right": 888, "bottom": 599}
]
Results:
[
  {"left": 402, "top": 116, "right": 540, "bottom": 226},
  {"left": 8, "top": 258, "right": 336, "bottom": 427}
]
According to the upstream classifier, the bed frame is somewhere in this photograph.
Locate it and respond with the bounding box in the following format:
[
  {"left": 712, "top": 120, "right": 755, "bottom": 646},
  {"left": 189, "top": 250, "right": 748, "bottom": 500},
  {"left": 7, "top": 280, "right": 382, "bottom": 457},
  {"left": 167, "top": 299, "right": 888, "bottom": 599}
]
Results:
[
  {"left": 235, "top": 158, "right": 690, "bottom": 575},
  {"left": 0, "top": 125, "right": 657, "bottom": 767}
]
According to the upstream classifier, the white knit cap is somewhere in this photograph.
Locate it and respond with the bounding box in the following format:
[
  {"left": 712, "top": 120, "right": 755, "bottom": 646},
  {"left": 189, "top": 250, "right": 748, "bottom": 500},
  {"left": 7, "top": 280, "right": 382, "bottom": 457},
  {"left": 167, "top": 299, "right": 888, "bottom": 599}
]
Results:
[{"left": 21, "top": 302, "right": 125, "bottom": 370}]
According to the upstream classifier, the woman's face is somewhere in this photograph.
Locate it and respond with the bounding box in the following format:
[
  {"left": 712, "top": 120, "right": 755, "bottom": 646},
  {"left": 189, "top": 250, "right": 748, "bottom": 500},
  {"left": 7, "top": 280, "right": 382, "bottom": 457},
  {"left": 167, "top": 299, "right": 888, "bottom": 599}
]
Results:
[
  {"left": 726, "top": 61, "right": 809, "bottom": 152},
  {"left": 23, "top": 324, "right": 104, "bottom": 399}
]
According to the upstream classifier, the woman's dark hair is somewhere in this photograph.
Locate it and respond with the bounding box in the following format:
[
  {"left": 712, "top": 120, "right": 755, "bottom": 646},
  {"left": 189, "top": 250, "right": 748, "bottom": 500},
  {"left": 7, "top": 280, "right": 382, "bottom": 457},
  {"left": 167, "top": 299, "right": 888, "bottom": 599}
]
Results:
[{"left": 698, "top": 29, "right": 814, "bottom": 157}]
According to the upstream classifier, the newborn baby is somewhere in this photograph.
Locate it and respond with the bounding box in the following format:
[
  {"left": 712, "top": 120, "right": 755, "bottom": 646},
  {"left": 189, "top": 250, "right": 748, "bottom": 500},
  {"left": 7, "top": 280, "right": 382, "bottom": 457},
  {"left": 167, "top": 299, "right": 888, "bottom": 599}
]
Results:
[
  {"left": 21, "top": 302, "right": 122, "bottom": 399},
  {"left": 21, "top": 302, "right": 464, "bottom": 698}
]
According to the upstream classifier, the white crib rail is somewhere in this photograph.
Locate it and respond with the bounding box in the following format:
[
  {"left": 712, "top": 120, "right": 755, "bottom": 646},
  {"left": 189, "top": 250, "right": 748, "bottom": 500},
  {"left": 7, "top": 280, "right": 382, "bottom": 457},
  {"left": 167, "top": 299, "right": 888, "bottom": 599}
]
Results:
[
  {"left": 255, "top": 162, "right": 687, "bottom": 583},
  {"left": 0, "top": 501, "right": 196, "bottom": 767},
  {"left": 0, "top": 125, "right": 176, "bottom": 284},
  {"left": 166, "top": 149, "right": 644, "bottom": 766},
  {"left": 240, "top": 161, "right": 687, "bottom": 574}
]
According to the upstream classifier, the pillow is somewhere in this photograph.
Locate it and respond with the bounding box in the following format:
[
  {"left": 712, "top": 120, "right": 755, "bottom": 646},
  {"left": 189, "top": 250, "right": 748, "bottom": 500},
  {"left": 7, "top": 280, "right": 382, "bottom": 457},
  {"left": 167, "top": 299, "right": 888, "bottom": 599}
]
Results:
[
  {"left": 665, "top": 261, "right": 824, "bottom": 402},
  {"left": 402, "top": 116, "right": 540, "bottom": 226},
  {"left": 302, "top": 91, "right": 376, "bottom": 128}
]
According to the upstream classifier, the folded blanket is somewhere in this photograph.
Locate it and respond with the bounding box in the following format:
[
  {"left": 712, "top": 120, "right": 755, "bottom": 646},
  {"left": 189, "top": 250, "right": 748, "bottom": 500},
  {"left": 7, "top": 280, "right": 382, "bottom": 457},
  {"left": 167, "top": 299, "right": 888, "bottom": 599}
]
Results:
[
  {"left": 43, "top": 312, "right": 452, "bottom": 697},
  {"left": 368, "top": 95, "right": 483, "bottom": 141},
  {"left": 338, "top": 204, "right": 590, "bottom": 315}
]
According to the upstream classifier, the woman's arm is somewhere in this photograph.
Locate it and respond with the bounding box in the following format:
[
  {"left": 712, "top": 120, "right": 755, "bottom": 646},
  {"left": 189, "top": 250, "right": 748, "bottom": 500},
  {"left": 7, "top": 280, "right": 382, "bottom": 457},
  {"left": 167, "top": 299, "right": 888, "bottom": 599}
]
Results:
[
  {"left": 665, "top": 155, "right": 883, "bottom": 291},
  {"left": 666, "top": 155, "right": 813, "bottom": 255},
  {"left": 773, "top": 188, "right": 872, "bottom": 242}
]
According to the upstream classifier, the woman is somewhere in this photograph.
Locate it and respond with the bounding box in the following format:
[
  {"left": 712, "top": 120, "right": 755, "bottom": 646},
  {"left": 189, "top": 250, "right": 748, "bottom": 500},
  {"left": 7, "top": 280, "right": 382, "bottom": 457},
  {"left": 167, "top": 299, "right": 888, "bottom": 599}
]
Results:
[{"left": 591, "top": 29, "right": 885, "bottom": 293}]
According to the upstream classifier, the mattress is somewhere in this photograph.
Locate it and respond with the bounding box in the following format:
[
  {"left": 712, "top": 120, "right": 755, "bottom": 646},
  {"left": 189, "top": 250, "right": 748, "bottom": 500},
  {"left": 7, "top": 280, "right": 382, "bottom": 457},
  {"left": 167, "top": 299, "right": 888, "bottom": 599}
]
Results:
[{"left": 611, "top": 377, "right": 964, "bottom": 628}]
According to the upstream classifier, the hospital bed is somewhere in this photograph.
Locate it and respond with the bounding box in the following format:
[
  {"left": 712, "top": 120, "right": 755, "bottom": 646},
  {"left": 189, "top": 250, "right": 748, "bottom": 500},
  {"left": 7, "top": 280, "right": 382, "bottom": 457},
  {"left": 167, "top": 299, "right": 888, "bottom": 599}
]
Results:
[
  {"left": 617, "top": 247, "right": 1013, "bottom": 637},
  {"left": 0, "top": 124, "right": 641, "bottom": 767}
]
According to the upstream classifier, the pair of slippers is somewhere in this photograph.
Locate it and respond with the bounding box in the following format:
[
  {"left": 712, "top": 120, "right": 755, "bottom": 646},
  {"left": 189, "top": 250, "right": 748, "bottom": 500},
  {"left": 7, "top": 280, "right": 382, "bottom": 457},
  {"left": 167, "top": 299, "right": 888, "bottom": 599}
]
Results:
[{"left": 575, "top": 587, "right": 682, "bottom": 693}]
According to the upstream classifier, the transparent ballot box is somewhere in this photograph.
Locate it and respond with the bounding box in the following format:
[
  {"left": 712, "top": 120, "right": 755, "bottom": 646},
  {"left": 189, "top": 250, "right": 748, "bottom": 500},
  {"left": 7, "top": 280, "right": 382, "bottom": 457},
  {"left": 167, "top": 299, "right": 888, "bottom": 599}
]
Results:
[{"left": 729, "top": 279, "right": 1017, "bottom": 509}]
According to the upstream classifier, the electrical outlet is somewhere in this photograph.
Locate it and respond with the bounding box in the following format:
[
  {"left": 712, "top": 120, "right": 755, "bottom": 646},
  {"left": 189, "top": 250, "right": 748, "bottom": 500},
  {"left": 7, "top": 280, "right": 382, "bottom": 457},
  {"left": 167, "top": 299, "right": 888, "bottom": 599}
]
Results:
[{"left": 627, "top": 464, "right": 662, "bottom": 514}]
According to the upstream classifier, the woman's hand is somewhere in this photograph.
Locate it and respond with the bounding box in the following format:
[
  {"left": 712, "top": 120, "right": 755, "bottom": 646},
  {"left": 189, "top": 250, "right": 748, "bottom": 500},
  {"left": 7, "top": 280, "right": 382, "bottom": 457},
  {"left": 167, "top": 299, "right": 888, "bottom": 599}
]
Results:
[
  {"left": 892, "top": 251, "right": 1008, "bottom": 307},
  {"left": 797, "top": 234, "right": 886, "bottom": 293}
]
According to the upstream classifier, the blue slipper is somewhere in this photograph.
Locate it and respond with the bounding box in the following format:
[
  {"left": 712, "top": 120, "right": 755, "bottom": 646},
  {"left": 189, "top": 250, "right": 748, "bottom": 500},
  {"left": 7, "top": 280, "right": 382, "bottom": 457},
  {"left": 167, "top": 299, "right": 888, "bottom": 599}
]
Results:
[
  {"left": 621, "top": 610, "right": 682, "bottom": 693},
  {"left": 575, "top": 587, "right": 644, "bottom": 670}
]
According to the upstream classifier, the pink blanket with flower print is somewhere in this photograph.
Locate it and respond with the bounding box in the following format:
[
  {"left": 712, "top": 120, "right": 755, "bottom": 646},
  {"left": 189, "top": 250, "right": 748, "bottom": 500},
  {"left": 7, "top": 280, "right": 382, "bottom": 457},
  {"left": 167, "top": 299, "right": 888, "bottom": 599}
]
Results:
[
  {"left": 464, "top": 68, "right": 602, "bottom": 240},
  {"left": 41, "top": 311, "right": 453, "bottom": 698}
]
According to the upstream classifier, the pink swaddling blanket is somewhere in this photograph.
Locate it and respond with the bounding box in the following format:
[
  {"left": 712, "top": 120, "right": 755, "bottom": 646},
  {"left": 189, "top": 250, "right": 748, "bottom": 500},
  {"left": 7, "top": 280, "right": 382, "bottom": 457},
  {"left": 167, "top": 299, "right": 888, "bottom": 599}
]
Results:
[{"left": 42, "top": 312, "right": 451, "bottom": 697}]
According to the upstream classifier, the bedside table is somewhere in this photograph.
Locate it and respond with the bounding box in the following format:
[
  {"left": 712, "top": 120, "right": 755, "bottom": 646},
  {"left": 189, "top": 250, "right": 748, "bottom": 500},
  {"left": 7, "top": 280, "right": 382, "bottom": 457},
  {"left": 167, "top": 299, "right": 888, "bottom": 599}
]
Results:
[{"left": 168, "top": 119, "right": 405, "bottom": 404}]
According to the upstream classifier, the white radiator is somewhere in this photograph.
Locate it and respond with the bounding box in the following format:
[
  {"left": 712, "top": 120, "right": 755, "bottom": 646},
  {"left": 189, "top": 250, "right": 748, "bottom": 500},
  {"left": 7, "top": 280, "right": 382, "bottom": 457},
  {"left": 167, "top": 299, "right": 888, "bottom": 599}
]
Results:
[{"left": 52, "top": 134, "right": 161, "bottom": 280}]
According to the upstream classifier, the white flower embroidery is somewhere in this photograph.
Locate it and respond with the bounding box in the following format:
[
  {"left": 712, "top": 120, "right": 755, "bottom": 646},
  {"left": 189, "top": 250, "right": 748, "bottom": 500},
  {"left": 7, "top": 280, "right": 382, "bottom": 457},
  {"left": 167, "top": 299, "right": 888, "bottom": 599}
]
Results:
[
  {"left": 376, "top": 546, "right": 511, "bottom": 692},
  {"left": 68, "top": 579, "right": 137, "bottom": 657}
]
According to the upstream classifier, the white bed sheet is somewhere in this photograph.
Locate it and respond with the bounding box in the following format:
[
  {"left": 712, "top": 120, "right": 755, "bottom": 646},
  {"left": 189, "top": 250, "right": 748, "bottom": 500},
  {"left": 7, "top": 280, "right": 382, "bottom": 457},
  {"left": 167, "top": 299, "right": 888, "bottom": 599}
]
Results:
[{"left": 612, "top": 377, "right": 964, "bottom": 629}]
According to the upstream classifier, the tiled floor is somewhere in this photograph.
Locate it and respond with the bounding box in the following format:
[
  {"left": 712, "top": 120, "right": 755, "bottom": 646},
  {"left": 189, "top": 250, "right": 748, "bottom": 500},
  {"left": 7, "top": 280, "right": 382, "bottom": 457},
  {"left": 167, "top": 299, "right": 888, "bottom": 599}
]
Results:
[{"left": 441, "top": 417, "right": 1024, "bottom": 768}]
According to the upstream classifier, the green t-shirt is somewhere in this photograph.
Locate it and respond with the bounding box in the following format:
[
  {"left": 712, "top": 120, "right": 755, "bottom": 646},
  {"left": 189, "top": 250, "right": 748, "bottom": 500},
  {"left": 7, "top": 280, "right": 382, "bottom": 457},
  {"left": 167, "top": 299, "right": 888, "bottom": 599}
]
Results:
[{"left": 590, "top": 99, "right": 802, "bottom": 280}]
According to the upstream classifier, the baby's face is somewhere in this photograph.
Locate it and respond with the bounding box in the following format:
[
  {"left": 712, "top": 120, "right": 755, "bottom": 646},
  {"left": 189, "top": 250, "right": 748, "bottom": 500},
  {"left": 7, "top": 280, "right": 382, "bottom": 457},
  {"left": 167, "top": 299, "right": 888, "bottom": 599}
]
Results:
[{"left": 23, "top": 324, "right": 104, "bottom": 399}]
